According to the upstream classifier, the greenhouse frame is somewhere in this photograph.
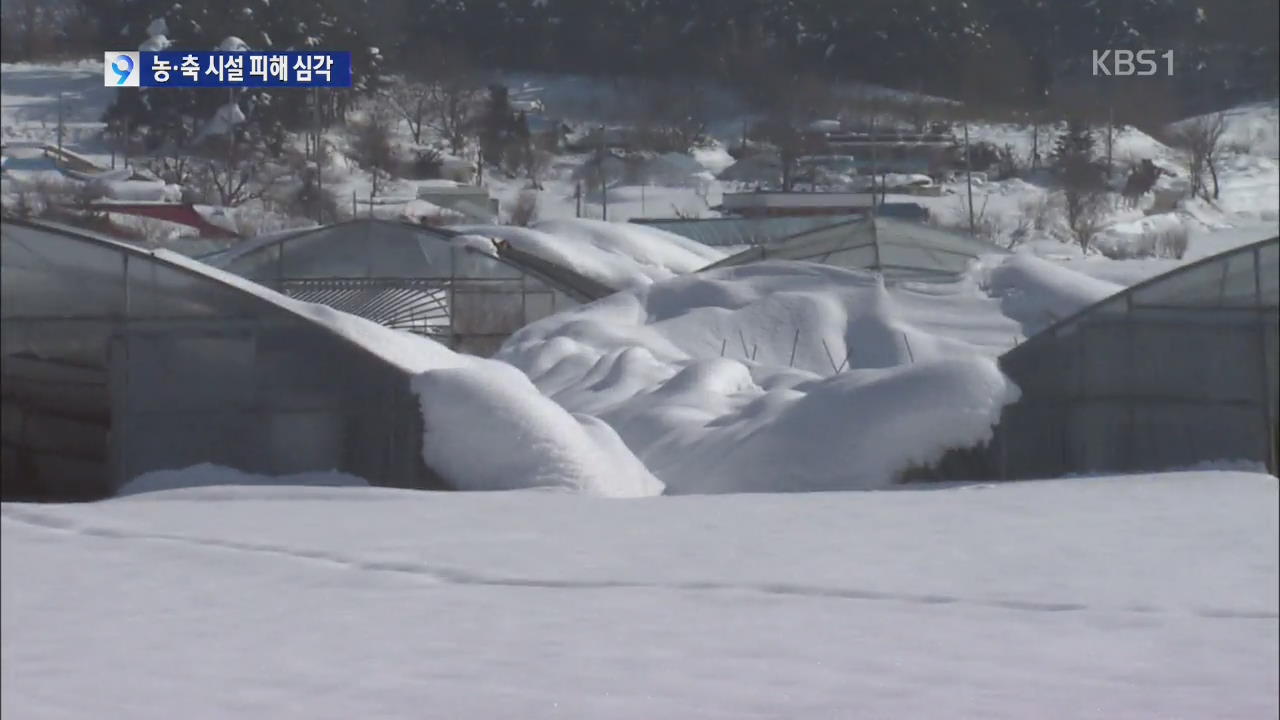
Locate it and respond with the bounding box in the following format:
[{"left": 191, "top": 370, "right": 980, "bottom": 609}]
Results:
[
  {"left": 1, "top": 219, "right": 450, "bottom": 501},
  {"left": 992, "top": 236, "right": 1279, "bottom": 478},
  {"left": 699, "top": 216, "right": 1008, "bottom": 278},
  {"left": 631, "top": 215, "right": 864, "bottom": 248},
  {"left": 207, "top": 219, "right": 600, "bottom": 356}
]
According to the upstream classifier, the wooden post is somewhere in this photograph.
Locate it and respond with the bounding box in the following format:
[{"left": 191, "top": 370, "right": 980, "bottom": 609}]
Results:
[{"left": 964, "top": 120, "right": 975, "bottom": 236}]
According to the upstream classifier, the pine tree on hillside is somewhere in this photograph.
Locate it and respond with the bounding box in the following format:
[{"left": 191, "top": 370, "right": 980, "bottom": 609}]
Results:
[
  {"left": 1052, "top": 117, "right": 1097, "bottom": 169},
  {"left": 478, "top": 85, "right": 518, "bottom": 172},
  {"left": 1052, "top": 117, "right": 1108, "bottom": 252}
]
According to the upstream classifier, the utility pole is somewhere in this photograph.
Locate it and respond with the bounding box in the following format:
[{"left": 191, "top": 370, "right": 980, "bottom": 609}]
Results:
[
  {"left": 964, "top": 120, "right": 975, "bottom": 236},
  {"left": 55, "top": 92, "right": 64, "bottom": 167},
  {"left": 1106, "top": 103, "right": 1115, "bottom": 176},
  {"left": 313, "top": 87, "right": 323, "bottom": 223},
  {"left": 597, "top": 125, "right": 608, "bottom": 221},
  {"left": 870, "top": 115, "right": 879, "bottom": 210}
]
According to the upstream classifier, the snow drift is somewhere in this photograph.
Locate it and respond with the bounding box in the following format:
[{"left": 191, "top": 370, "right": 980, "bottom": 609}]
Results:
[
  {"left": 983, "top": 250, "right": 1122, "bottom": 334},
  {"left": 456, "top": 217, "right": 725, "bottom": 290},
  {"left": 413, "top": 361, "right": 662, "bottom": 497},
  {"left": 498, "top": 261, "right": 1029, "bottom": 493}
]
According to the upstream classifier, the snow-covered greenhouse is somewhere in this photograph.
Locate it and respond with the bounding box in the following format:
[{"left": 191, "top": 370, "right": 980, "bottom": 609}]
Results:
[
  {"left": 205, "top": 219, "right": 605, "bottom": 356},
  {"left": 1, "top": 219, "right": 451, "bottom": 501},
  {"left": 699, "top": 216, "right": 1008, "bottom": 277},
  {"left": 631, "top": 215, "right": 864, "bottom": 247},
  {"left": 992, "top": 237, "right": 1279, "bottom": 478}
]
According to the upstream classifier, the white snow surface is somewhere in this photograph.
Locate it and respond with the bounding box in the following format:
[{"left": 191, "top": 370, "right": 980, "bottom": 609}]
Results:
[
  {"left": 117, "top": 463, "right": 369, "bottom": 497},
  {"left": 497, "top": 261, "right": 1038, "bottom": 493},
  {"left": 413, "top": 362, "right": 662, "bottom": 497},
  {"left": 3, "top": 471, "right": 1276, "bottom": 719},
  {"left": 457, "top": 217, "right": 725, "bottom": 289},
  {"left": 983, "top": 250, "right": 1123, "bottom": 333}
]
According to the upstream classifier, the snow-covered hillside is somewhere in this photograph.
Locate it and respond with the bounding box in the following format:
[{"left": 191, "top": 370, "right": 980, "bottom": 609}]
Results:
[{"left": 4, "top": 471, "right": 1276, "bottom": 719}]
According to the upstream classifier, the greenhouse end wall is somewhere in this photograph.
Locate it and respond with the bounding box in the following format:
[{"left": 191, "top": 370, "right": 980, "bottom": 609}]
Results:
[
  {"left": 1, "top": 220, "right": 447, "bottom": 500},
  {"left": 991, "top": 238, "right": 1278, "bottom": 479}
]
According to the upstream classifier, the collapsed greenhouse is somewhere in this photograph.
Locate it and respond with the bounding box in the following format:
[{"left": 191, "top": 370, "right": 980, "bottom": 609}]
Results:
[
  {"left": 991, "top": 236, "right": 1279, "bottom": 478},
  {"left": 631, "top": 215, "right": 865, "bottom": 248},
  {"left": 699, "top": 216, "right": 1009, "bottom": 277},
  {"left": 205, "top": 218, "right": 603, "bottom": 356},
  {"left": 1, "top": 219, "right": 450, "bottom": 501}
]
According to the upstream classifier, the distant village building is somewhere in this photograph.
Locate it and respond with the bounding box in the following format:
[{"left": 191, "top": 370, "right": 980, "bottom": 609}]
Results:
[
  {"left": 718, "top": 191, "right": 877, "bottom": 217},
  {"left": 415, "top": 182, "right": 499, "bottom": 223}
]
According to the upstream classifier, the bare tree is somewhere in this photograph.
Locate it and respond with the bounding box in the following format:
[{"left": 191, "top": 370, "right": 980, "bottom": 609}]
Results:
[
  {"left": 1169, "top": 112, "right": 1228, "bottom": 200},
  {"left": 149, "top": 154, "right": 198, "bottom": 186},
  {"left": 508, "top": 190, "right": 539, "bottom": 227},
  {"left": 349, "top": 107, "right": 396, "bottom": 198},
  {"left": 385, "top": 77, "right": 432, "bottom": 145},
  {"left": 526, "top": 149, "right": 553, "bottom": 190},
  {"left": 422, "top": 47, "right": 483, "bottom": 156},
  {"left": 188, "top": 138, "right": 287, "bottom": 207},
  {"left": 1059, "top": 188, "right": 1108, "bottom": 252},
  {"left": 631, "top": 76, "right": 710, "bottom": 153},
  {"left": 750, "top": 72, "right": 834, "bottom": 191}
]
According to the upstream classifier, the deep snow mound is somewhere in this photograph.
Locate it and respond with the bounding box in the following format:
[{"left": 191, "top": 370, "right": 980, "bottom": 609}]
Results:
[
  {"left": 983, "top": 251, "right": 1123, "bottom": 335},
  {"left": 456, "top": 218, "right": 725, "bottom": 290},
  {"left": 412, "top": 360, "right": 662, "bottom": 497},
  {"left": 497, "top": 261, "right": 1028, "bottom": 493}
]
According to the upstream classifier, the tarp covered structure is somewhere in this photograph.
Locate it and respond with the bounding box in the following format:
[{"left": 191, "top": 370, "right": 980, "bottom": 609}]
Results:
[{"left": 1, "top": 219, "right": 448, "bottom": 501}]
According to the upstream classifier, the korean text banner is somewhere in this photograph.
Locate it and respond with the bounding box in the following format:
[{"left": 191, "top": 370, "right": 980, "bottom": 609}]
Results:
[{"left": 112, "top": 51, "right": 354, "bottom": 88}]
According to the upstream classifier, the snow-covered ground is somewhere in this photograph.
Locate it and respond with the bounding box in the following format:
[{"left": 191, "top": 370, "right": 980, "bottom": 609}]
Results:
[{"left": 4, "top": 470, "right": 1276, "bottom": 719}]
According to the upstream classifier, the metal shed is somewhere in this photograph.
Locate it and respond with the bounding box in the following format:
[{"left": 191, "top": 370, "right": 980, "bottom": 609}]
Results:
[{"left": 1, "top": 219, "right": 449, "bottom": 501}]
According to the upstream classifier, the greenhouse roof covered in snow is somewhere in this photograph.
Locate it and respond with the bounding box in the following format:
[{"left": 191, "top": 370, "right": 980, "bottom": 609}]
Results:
[
  {"left": 990, "top": 236, "right": 1279, "bottom": 479},
  {"left": 630, "top": 215, "right": 864, "bottom": 248},
  {"left": 0, "top": 218, "right": 451, "bottom": 500},
  {"left": 205, "top": 218, "right": 605, "bottom": 356},
  {"left": 699, "top": 216, "right": 1008, "bottom": 278}
]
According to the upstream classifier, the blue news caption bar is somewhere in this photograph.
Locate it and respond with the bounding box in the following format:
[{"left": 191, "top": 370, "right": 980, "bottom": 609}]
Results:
[{"left": 139, "top": 51, "right": 352, "bottom": 88}]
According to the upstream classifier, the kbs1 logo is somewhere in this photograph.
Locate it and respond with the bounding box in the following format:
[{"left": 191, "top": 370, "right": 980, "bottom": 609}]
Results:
[{"left": 1092, "top": 49, "right": 1174, "bottom": 77}]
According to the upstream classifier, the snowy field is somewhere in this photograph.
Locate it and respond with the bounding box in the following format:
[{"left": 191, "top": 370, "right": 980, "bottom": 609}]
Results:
[{"left": 3, "top": 471, "right": 1276, "bottom": 719}]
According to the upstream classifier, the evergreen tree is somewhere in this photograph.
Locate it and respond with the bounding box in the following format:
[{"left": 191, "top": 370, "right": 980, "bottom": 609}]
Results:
[{"left": 479, "top": 85, "right": 517, "bottom": 171}]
